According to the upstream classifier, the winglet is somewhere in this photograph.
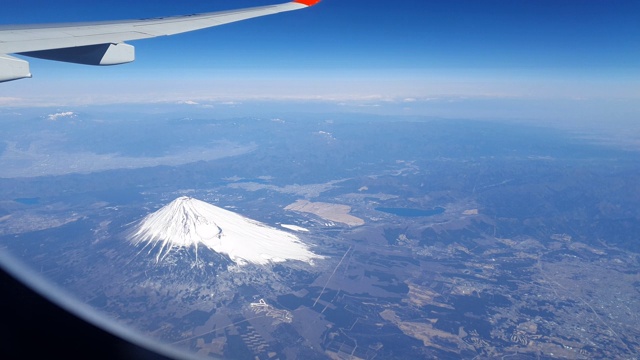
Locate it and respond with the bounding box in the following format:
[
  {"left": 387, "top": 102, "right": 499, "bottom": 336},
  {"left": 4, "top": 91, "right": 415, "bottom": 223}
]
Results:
[{"left": 294, "top": 0, "right": 321, "bottom": 6}]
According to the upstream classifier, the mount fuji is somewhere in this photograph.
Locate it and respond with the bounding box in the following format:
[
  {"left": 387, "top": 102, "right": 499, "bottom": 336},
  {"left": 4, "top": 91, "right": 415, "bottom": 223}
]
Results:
[{"left": 129, "top": 197, "right": 322, "bottom": 266}]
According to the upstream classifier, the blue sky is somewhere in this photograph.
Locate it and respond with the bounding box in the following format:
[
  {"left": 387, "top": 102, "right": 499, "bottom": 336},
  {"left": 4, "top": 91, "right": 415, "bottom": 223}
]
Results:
[{"left": 0, "top": 0, "right": 638, "bottom": 110}]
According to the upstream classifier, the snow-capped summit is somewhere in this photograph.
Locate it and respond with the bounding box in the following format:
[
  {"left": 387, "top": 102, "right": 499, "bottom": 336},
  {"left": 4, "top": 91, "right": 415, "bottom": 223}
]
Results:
[{"left": 130, "top": 196, "right": 322, "bottom": 266}]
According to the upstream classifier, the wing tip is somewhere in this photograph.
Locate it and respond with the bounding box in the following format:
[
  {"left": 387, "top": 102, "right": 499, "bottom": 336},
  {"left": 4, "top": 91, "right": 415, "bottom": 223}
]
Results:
[{"left": 294, "top": 0, "right": 321, "bottom": 6}]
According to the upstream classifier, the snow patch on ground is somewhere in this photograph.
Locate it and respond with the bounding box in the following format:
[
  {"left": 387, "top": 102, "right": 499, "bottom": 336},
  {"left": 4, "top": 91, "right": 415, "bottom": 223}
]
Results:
[{"left": 280, "top": 224, "right": 310, "bottom": 232}]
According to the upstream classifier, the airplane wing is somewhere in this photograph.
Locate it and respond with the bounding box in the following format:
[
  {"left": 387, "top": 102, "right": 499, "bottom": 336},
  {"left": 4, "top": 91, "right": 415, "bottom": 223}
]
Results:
[{"left": 0, "top": 0, "right": 320, "bottom": 82}]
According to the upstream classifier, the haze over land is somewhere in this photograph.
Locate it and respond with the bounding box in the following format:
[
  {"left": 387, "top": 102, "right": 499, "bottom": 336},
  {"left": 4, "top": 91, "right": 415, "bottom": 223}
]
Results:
[
  {"left": 0, "top": 0, "right": 637, "bottom": 128},
  {"left": 1, "top": 107, "right": 639, "bottom": 359}
]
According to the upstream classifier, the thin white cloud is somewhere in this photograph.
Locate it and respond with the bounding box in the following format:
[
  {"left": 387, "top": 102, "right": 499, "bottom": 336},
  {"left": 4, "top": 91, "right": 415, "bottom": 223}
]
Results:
[
  {"left": 47, "top": 111, "right": 76, "bottom": 121},
  {"left": 228, "top": 179, "right": 348, "bottom": 199},
  {"left": 0, "top": 97, "right": 24, "bottom": 106}
]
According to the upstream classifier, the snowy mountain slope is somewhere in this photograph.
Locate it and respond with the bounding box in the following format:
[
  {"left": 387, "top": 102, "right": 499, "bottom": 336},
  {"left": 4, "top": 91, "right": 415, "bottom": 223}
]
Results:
[{"left": 129, "top": 197, "right": 322, "bottom": 266}]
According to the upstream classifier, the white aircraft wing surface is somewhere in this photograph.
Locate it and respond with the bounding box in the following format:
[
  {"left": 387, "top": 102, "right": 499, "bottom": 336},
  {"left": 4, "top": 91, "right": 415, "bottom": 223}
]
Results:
[{"left": 0, "top": 0, "right": 320, "bottom": 82}]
